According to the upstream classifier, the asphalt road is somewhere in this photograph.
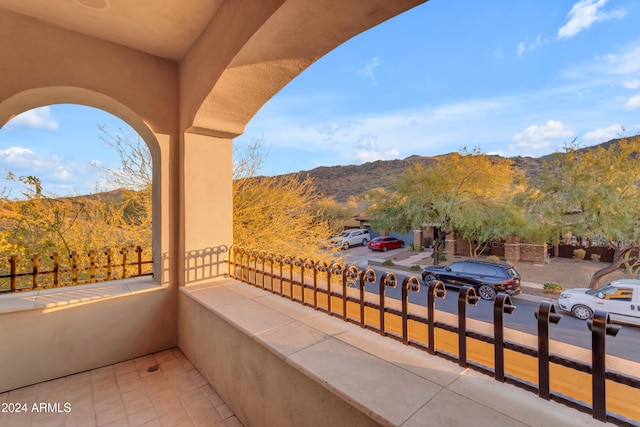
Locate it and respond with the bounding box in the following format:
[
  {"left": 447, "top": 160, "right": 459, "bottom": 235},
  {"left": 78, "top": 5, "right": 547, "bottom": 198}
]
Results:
[
  {"left": 365, "top": 268, "right": 640, "bottom": 363},
  {"left": 340, "top": 245, "right": 640, "bottom": 363}
]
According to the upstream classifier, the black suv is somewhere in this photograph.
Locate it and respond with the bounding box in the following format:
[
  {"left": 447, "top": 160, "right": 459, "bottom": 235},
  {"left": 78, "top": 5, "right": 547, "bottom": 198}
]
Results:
[{"left": 421, "top": 259, "right": 521, "bottom": 300}]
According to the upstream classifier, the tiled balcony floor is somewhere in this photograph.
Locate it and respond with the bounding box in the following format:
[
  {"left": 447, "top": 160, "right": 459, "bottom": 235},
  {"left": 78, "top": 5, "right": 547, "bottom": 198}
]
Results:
[{"left": 0, "top": 348, "right": 244, "bottom": 427}]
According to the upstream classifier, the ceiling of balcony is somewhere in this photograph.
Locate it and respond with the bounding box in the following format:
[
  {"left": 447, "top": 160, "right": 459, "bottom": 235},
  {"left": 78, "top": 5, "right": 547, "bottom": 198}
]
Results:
[{"left": 0, "top": 0, "right": 224, "bottom": 60}]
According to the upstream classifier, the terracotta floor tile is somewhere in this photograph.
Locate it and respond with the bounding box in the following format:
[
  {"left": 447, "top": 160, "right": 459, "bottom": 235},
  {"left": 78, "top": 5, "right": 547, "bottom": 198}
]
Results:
[
  {"left": 96, "top": 406, "right": 127, "bottom": 426},
  {"left": 223, "top": 416, "right": 244, "bottom": 427},
  {"left": 191, "top": 407, "right": 223, "bottom": 427},
  {"left": 127, "top": 406, "right": 157, "bottom": 426},
  {"left": 114, "top": 359, "right": 137, "bottom": 376},
  {"left": 182, "top": 394, "right": 214, "bottom": 418},
  {"left": 1, "top": 349, "right": 239, "bottom": 427},
  {"left": 153, "top": 400, "right": 188, "bottom": 415},
  {"left": 125, "top": 395, "right": 154, "bottom": 416},
  {"left": 157, "top": 405, "right": 191, "bottom": 427},
  {"left": 65, "top": 412, "right": 98, "bottom": 427},
  {"left": 94, "top": 394, "right": 124, "bottom": 415},
  {"left": 215, "top": 404, "right": 234, "bottom": 420}
]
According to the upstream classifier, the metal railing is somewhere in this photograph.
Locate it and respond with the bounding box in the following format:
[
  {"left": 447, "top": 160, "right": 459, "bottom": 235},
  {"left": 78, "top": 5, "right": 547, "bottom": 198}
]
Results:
[
  {"left": 228, "top": 246, "right": 640, "bottom": 426},
  {"left": 0, "top": 246, "right": 153, "bottom": 293}
]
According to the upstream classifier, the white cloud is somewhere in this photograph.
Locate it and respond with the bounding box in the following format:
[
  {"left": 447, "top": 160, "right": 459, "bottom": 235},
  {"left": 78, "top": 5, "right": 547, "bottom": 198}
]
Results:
[
  {"left": 558, "top": 0, "right": 626, "bottom": 39},
  {"left": 517, "top": 34, "right": 548, "bottom": 57},
  {"left": 495, "top": 46, "right": 503, "bottom": 60},
  {"left": 625, "top": 93, "right": 640, "bottom": 110},
  {"left": 352, "top": 136, "right": 400, "bottom": 163},
  {"left": 0, "top": 146, "right": 36, "bottom": 164},
  {"left": 6, "top": 106, "right": 58, "bottom": 130},
  {"left": 582, "top": 124, "right": 624, "bottom": 141},
  {"left": 510, "top": 120, "right": 574, "bottom": 152},
  {"left": 623, "top": 79, "right": 640, "bottom": 89},
  {"left": 0, "top": 145, "right": 102, "bottom": 196},
  {"left": 358, "top": 57, "right": 380, "bottom": 81}
]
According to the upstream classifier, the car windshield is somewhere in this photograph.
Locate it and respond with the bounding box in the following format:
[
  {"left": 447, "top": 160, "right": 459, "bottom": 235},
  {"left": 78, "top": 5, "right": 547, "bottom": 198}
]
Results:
[
  {"left": 586, "top": 283, "right": 611, "bottom": 295},
  {"left": 506, "top": 268, "right": 519, "bottom": 278},
  {"left": 587, "top": 283, "right": 614, "bottom": 295},
  {"left": 339, "top": 231, "right": 350, "bottom": 237}
]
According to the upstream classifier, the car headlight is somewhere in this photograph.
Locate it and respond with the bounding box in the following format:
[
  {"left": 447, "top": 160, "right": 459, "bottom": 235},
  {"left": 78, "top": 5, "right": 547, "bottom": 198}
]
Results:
[{"left": 559, "top": 293, "right": 571, "bottom": 299}]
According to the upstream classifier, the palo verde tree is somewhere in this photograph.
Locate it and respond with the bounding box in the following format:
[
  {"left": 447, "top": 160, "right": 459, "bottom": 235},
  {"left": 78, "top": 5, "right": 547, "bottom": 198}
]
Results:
[
  {"left": 365, "top": 147, "right": 527, "bottom": 264},
  {"left": 526, "top": 136, "right": 640, "bottom": 288},
  {"left": 232, "top": 140, "right": 339, "bottom": 260}
]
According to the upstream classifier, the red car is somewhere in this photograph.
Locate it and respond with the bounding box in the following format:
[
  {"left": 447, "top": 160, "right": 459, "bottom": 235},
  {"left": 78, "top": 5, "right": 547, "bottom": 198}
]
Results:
[{"left": 367, "top": 236, "right": 405, "bottom": 252}]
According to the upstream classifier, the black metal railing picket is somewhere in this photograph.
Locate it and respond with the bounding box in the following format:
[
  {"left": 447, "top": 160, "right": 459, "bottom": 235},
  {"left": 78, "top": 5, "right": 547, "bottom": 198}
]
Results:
[
  {"left": 0, "top": 246, "right": 153, "bottom": 293},
  {"left": 228, "top": 246, "right": 640, "bottom": 426}
]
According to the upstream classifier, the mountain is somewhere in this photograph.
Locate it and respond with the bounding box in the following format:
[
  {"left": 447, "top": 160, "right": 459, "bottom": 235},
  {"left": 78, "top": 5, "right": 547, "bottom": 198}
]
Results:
[{"left": 283, "top": 136, "right": 635, "bottom": 202}]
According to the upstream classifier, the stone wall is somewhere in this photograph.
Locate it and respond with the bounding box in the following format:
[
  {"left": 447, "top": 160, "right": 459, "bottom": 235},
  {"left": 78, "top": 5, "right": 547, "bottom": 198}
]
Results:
[{"left": 504, "top": 241, "right": 547, "bottom": 265}]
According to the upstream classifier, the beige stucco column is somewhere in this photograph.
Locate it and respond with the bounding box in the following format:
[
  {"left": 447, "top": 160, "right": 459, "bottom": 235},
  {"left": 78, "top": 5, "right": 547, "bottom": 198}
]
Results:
[{"left": 180, "top": 132, "right": 233, "bottom": 286}]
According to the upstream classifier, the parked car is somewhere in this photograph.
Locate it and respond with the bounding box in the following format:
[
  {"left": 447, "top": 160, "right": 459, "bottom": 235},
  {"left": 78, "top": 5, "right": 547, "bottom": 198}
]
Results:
[
  {"left": 368, "top": 236, "right": 405, "bottom": 252},
  {"left": 421, "top": 259, "right": 521, "bottom": 300},
  {"left": 329, "top": 229, "right": 370, "bottom": 250},
  {"left": 558, "top": 279, "right": 640, "bottom": 325}
]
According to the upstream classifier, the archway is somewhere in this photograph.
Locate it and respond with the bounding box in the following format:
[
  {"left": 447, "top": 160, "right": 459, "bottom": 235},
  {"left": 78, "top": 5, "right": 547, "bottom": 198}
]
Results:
[{"left": 0, "top": 87, "right": 164, "bottom": 282}]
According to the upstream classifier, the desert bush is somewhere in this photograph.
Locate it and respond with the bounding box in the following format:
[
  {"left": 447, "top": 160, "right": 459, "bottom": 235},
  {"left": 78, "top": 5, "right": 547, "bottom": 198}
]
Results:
[{"left": 573, "top": 248, "right": 586, "bottom": 261}]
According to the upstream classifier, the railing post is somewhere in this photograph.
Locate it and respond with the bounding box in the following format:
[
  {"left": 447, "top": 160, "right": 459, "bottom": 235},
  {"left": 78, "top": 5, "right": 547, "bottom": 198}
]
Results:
[
  {"left": 306, "top": 259, "right": 318, "bottom": 309},
  {"left": 493, "top": 294, "right": 515, "bottom": 382},
  {"left": 121, "top": 247, "right": 128, "bottom": 279},
  {"left": 105, "top": 248, "right": 113, "bottom": 280},
  {"left": 427, "top": 280, "right": 446, "bottom": 355},
  {"left": 534, "top": 301, "right": 562, "bottom": 400},
  {"left": 70, "top": 250, "right": 78, "bottom": 284},
  {"left": 9, "top": 254, "right": 18, "bottom": 291},
  {"left": 380, "top": 272, "right": 397, "bottom": 337},
  {"left": 88, "top": 249, "right": 96, "bottom": 283},
  {"left": 587, "top": 310, "right": 620, "bottom": 422},
  {"left": 135, "top": 245, "right": 143, "bottom": 276},
  {"left": 296, "top": 257, "right": 305, "bottom": 304},
  {"left": 358, "top": 269, "right": 376, "bottom": 328},
  {"left": 535, "top": 301, "right": 562, "bottom": 400},
  {"left": 401, "top": 276, "right": 421, "bottom": 345},
  {"left": 31, "top": 253, "right": 39, "bottom": 289},
  {"left": 458, "top": 286, "right": 479, "bottom": 366},
  {"left": 51, "top": 251, "right": 59, "bottom": 285}
]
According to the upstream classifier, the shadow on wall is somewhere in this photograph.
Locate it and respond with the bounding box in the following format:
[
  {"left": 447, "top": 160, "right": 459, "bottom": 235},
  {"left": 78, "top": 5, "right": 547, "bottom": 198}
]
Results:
[{"left": 185, "top": 246, "right": 229, "bottom": 283}]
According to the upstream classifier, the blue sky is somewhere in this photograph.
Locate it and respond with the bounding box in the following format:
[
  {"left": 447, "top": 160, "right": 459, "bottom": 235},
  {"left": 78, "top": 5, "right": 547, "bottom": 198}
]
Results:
[{"left": 2, "top": 0, "right": 639, "bottom": 196}]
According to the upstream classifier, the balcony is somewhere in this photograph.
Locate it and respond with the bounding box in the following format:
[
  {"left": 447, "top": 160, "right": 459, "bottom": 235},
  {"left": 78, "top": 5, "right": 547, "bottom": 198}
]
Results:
[
  {"left": 2, "top": 247, "right": 639, "bottom": 426},
  {"left": 0, "top": 348, "right": 241, "bottom": 427}
]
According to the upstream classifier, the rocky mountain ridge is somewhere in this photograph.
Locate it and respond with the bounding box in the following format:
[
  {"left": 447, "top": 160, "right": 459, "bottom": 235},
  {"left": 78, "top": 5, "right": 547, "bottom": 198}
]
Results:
[{"left": 280, "top": 136, "right": 633, "bottom": 202}]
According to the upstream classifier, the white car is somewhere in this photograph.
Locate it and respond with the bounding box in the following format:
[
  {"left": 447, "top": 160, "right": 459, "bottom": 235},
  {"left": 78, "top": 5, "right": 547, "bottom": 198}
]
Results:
[
  {"left": 329, "top": 229, "right": 370, "bottom": 250},
  {"left": 558, "top": 279, "right": 640, "bottom": 325}
]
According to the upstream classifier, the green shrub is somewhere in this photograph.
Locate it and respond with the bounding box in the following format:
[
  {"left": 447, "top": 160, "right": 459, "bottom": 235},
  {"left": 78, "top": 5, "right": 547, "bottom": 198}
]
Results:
[
  {"left": 409, "top": 264, "right": 421, "bottom": 272},
  {"left": 573, "top": 248, "right": 586, "bottom": 261},
  {"left": 382, "top": 259, "right": 394, "bottom": 266},
  {"left": 486, "top": 255, "right": 500, "bottom": 262},
  {"left": 543, "top": 283, "right": 564, "bottom": 292},
  {"left": 431, "top": 252, "right": 447, "bottom": 262}
]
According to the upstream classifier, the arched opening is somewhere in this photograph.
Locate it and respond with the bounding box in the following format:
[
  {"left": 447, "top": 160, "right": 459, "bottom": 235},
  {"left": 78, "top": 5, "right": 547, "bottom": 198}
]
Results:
[{"left": 0, "top": 90, "right": 163, "bottom": 287}]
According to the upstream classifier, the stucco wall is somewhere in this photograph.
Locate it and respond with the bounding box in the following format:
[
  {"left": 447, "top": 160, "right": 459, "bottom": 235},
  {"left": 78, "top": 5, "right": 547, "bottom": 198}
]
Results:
[
  {"left": 0, "top": 282, "right": 177, "bottom": 393},
  {"left": 177, "top": 291, "right": 379, "bottom": 427}
]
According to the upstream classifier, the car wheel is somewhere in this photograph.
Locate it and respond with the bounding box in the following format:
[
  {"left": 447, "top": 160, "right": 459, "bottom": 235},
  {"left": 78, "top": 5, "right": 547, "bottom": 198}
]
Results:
[
  {"left": 400, "top": 242, "right": 405, "bottom": 248},
  {"left": 423, "top": 273, "right": 437, "bottom": 283},
  {"left": 342, "top": 242, "right": 349, "bottom": 250},
  {"left": 571, "top": 304, "right": 593, "bottom": 320},
  {"left": 382, "top": 246, "right": 388, "bottom": 252},
  {"left": 362, "top": 238, "right": 368, "bottom": 246},
  {"left": 478, "top": 285, "right": 497, "bottom": 300}
]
